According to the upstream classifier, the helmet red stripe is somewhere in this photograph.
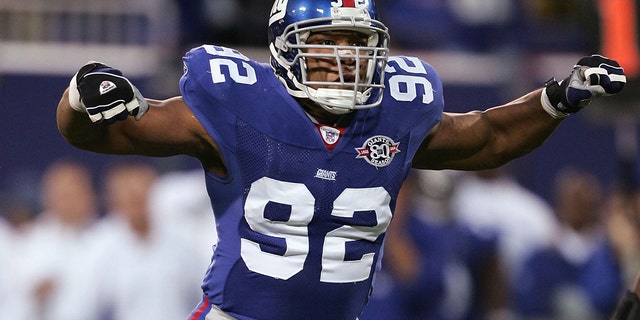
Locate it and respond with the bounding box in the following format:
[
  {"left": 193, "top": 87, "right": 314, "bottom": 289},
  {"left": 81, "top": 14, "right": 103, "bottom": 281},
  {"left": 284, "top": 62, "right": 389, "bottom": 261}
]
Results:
[{"left": 343, "top": 0, "right": 356, "bottom": 8}]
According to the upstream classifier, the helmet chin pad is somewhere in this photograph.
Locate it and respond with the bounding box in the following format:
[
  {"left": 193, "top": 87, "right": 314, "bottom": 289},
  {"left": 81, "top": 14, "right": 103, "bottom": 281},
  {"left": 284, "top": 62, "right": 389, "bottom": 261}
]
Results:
[{"left": 310, "top": 88, "right": 370, "bottom": 114}]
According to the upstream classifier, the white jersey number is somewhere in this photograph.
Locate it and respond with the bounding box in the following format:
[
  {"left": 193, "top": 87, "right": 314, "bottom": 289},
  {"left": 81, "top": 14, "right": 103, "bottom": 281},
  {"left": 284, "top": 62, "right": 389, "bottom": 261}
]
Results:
[
  {"left": 386, "top": 56, "right": 434, "bottom": 104},
  {"left": 204, "top": 45, "right": 257, "bottom": 85},
  {"left": 241, "top": 177, "right": 392, "bottom": 283}
]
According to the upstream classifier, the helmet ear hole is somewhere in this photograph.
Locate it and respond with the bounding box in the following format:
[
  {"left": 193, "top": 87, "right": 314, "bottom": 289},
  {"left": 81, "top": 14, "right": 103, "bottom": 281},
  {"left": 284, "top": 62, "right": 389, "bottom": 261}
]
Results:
[{"left": 268, "top": 0, "right": 390, "bottom": 113}]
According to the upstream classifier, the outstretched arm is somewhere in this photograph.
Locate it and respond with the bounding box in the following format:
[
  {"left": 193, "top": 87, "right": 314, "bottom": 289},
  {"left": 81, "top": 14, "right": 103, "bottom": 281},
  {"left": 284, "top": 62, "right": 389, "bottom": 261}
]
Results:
[
  {"left": 413, "top": 55, "right": 626, "bottom": 171},
  {"left": 414, "top": 89, "right": 560, "bottom": 170}
]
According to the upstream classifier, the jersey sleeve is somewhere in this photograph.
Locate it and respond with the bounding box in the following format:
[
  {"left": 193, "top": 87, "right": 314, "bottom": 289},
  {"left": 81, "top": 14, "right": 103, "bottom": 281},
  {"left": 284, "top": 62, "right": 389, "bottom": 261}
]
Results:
[
  {"left": 179, "top": 45, "right": 280, "bottom": 156},
  {"left": 179, "top": 45, "right": 237, "bottom": 153},
  {"left": 380, "top": 55, "right": 446, "bottom": 161}
]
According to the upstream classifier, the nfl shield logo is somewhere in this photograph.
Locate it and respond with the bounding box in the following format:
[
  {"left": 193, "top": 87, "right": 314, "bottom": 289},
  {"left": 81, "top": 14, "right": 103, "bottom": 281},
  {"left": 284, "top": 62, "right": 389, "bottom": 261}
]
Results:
[
  {"left": 319, "top": 126, "right": 340, "bottom": 145},
  {"left": 99, "top": 81, "right": 117, "bottom": 95}
]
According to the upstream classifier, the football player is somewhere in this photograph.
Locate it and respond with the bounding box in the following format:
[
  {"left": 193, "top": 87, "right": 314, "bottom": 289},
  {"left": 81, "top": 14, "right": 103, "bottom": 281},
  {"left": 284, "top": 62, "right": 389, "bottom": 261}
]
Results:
[{"left": 56, "top": 0, "right": 626, "bottom": 319}]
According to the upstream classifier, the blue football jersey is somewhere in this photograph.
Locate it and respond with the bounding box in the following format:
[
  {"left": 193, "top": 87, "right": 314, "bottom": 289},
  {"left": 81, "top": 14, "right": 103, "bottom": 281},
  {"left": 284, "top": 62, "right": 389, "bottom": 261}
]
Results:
[{"left": 180, "top": 45, "right": 445, "bottom": 320}]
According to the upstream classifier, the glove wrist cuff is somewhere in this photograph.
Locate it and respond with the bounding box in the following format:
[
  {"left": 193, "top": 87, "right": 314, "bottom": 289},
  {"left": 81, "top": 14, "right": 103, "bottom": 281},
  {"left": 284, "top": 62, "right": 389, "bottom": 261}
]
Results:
[
  {"left": 68, "top": 74, "right": 87, "bottom": 113},
  {"left": 541, "top": 79, "right": 568, "bottom": 119}
]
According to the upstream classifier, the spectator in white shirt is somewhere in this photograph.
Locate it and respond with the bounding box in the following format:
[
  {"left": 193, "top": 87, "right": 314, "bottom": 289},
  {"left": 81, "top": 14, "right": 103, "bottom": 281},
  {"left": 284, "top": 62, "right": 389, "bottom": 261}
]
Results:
[{"left": 98, "top": 161, "right": 203, "bottom": 320}]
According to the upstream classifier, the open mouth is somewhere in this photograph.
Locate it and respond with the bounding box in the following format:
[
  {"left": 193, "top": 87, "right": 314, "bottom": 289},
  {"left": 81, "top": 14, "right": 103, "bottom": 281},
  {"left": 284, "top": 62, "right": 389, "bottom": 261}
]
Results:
[
  {"left": 342, "top": 74, "right": 356, "bottom": 83},
  {"left": 326, "top": 72, "right": 356, "bottom": 85}
]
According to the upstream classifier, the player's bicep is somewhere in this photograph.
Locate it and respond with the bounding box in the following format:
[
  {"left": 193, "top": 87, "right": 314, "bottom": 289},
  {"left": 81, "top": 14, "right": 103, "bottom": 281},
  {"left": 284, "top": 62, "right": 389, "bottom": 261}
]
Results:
[
  {"left": 412, "top": 111, "right": 495, "bottom": 170},
  {"left": 100, "top": 97, "right": 207, "bottom": 157},
  {"left": 139, "top": 97, "right": 226, "bottom": 175}
]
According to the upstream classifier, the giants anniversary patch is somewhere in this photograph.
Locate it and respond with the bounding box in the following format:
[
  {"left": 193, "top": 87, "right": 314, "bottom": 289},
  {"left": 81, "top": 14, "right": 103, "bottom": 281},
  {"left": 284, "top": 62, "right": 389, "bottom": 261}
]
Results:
[{"left": 355, "top": 135, "right": 400, "bottom": 167}]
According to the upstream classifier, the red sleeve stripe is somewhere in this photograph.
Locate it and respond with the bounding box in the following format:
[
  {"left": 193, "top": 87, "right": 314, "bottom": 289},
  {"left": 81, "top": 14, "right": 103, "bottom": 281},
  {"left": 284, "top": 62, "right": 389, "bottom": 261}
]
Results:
[{"left": 188, "top": 296, "right": 211, "bottom": 320}]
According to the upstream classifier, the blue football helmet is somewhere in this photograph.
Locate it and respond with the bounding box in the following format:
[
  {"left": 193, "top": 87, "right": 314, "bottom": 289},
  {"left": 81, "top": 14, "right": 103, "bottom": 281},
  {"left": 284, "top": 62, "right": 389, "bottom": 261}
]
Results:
[{"left": 268, "top": 0, "right": 390, "bottom": 114}]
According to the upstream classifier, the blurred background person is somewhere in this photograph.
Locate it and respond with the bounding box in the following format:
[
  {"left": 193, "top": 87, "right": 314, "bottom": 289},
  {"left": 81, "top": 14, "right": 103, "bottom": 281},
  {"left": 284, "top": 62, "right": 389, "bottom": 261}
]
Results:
[
  {"left": 96, "top": 161, "right": 203, "bottom": 320},
  {"left": 450, "top": 166, "right": 559, "bottom": 294},
  {"left": 21, "top": 159, "right": 104, "bottom": 320},
  {"left": 0, "top": 194, "right": 39, "bottom": 320},
  {"left": 148, "top": 169, "right": 217, "bottom": 273},
  {"left": 605, "top": 185, "right": 640, "bottom": 302},
  {"left": 361, "top": 170, "right": 511, "bottom": 320},
  {"left": 515, "top": 167, "right": 624, "bottom": 319}
]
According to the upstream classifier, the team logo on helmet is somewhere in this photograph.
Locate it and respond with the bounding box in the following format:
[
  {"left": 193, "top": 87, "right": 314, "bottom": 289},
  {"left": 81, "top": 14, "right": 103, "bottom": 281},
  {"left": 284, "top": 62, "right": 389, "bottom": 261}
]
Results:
[
  {"left": 269, "top": 0, "right": 288, "bottom": 25},
  {"left": 355, "top": 135, "right": 400, "bottom": 167}
]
